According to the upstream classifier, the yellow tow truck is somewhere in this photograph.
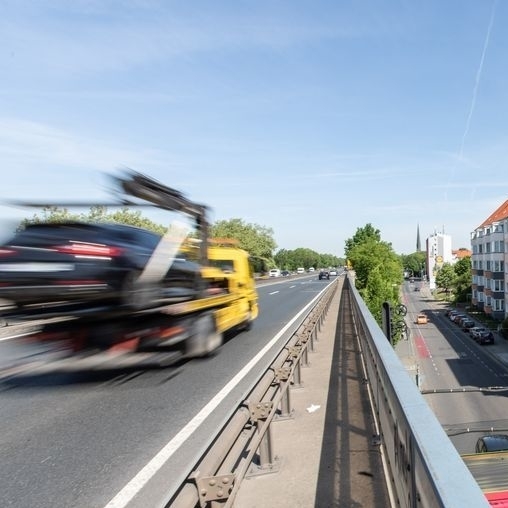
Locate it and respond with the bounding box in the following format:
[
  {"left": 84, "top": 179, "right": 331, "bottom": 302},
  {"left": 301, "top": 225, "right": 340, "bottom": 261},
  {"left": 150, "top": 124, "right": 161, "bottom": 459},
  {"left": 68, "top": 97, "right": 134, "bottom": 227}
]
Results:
[{"left": 5, "top": 171, "right": 259, "bottom": 363}]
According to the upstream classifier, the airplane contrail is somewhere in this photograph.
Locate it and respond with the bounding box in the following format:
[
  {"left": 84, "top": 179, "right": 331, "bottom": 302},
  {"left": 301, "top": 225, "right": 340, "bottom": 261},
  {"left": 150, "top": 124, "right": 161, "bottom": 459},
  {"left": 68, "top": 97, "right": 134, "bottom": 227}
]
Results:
[
  {"left": 459, "top": 0, "right": 498, "bottom": 160},
  {"left": 445, "top": 0, "right": 497, "bottom": 203}
]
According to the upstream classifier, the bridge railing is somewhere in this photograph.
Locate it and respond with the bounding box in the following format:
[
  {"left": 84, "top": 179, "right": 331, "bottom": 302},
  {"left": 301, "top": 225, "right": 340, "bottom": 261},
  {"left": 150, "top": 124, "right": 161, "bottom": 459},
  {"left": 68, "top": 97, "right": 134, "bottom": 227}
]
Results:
[{"left": 347, "top": 275, "right": 489, "bottom": 508}]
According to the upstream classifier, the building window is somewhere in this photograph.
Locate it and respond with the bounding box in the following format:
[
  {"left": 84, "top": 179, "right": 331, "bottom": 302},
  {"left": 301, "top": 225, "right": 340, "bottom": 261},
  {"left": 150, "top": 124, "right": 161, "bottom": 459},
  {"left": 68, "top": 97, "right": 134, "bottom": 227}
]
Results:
[
  {"left": 494, "top": 241, "right": 505, "bottom": 253},
  {"left": 486, "top": 260, "right": 491, "bottom": 271},
  {"left": 494, "top": 261, "right": 504, "bottom": 272},
  {"left": 494, "top": 299, "right": 505, "bottom": 311},
  {"left": 493, "top": 280, "right": 504, "bottom": 292}
]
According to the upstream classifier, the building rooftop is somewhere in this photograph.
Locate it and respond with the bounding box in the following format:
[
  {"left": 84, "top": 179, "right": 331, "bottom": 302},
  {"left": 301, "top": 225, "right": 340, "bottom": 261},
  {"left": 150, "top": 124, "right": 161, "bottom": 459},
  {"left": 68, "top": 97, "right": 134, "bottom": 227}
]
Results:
[{"left": 477, "top": 199, "right": 508, "bottom": 229}]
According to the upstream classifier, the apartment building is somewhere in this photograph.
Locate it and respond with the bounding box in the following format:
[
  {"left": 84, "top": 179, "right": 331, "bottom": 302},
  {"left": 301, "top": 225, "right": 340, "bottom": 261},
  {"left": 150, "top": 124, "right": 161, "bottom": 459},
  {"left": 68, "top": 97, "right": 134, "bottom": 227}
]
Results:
[
  {"left": 470, "top": 200, "right": 508, "bottom": 321},
  {"left": 426, "top": 232, "right": 453, "bottom": 291}
]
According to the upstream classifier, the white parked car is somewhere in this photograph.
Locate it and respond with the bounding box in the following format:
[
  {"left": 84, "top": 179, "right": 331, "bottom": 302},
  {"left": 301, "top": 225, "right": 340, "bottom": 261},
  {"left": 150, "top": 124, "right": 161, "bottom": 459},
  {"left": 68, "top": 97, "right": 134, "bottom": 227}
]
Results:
[{"left": 269, "top": 269, "right": 281, "bottom": 277}]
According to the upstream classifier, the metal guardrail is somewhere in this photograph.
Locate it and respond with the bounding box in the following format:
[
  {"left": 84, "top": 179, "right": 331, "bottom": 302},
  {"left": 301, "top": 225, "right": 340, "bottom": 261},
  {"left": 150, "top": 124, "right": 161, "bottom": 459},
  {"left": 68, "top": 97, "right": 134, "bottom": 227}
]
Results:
[{"left": 168, "top": 280, "right": 339, "bottom": 507}]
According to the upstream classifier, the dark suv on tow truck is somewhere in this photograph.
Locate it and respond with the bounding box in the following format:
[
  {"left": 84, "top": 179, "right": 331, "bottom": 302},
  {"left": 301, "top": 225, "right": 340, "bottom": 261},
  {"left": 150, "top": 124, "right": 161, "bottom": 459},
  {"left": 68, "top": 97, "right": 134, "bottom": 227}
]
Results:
[{"left": 0, "top": 222, "right": 203, "bottom": 311}]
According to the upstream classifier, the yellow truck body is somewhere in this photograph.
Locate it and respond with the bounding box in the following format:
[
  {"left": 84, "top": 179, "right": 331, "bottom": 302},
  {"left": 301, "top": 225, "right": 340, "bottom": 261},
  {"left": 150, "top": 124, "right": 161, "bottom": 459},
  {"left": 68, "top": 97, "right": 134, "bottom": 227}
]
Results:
[{"left": 204, "top": 244, "right": 259, "bottom": 334}]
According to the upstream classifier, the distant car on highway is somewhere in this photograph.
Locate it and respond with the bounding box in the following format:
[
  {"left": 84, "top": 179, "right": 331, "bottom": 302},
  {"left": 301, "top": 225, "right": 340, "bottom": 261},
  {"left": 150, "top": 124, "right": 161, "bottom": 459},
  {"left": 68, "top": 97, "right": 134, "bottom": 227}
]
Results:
[
  {"left": 319, "top": 270, "right": 330, "bottom": 280},
  {"left": 329, "top": 269, "right": 338, "bottom": 276}
]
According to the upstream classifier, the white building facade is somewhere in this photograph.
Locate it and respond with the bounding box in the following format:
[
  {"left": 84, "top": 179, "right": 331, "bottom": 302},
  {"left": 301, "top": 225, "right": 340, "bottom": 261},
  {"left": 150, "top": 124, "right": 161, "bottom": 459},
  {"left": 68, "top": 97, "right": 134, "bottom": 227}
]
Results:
[
  {"left": 470, "top": 201, "right": 508, "bottom": 321},
  {"left": 426, "top": 232, "right": 453, "bottom": 291}
]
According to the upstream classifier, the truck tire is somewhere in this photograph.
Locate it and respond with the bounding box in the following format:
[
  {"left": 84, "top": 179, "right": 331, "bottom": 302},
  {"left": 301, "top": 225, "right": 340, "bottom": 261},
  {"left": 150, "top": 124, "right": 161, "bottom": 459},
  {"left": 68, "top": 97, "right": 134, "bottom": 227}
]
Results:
[
  {"left": 241, "top": 310, "right": 253, "bottom": 331},
  {"left": 186, "top": 313, "right": 223, "bottom": 357}
]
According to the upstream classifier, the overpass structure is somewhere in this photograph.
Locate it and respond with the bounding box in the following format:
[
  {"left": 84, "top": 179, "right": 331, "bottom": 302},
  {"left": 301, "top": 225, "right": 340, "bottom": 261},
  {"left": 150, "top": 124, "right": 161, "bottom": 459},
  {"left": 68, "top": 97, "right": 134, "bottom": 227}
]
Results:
[{"left": 232, "top": 275, "right": 489, "bottom": 508}]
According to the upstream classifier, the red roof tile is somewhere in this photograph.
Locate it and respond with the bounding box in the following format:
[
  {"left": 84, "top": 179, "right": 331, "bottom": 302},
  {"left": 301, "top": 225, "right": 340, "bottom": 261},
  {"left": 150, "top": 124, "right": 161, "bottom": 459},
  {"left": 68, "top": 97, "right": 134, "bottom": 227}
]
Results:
[
  {"left": 477, "top": 199, "right": 508, "bottom": 228},
  {"left": 452, "top": 248, "right": 471, "bottom": 258}
]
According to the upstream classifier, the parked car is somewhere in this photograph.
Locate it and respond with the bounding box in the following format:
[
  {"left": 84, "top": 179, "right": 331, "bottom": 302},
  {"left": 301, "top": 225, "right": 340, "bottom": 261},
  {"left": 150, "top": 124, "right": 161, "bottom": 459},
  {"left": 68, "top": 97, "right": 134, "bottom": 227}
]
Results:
[
  {"left": 0, "top": 221, "right": 203, "bottom": 310},
  {"left": 477, "top": 329, "right": 495, "bottom": 345},
  {"left": 452, "top": 314, "right": 467, "bottom": 324},
  {"left": 461, "top": 319, "right": 476, "bottom": 331},
  {"left": 281, "top": 270, "right": 291, "bottom": 277},
  {"left": 469, "top": 327, "right": 486, "bottom": 339},
  {"left": 475, "top": 434, "right": 508, "bottom": 453},
  {"left": 319, "top": 270, "right": 330, "bottom": 280},
  {"left": 269, "top": 268, "right": 281, "bottom": 277},
  {"left": 415, "top": 313, "right": 428, "bottom": 324}
]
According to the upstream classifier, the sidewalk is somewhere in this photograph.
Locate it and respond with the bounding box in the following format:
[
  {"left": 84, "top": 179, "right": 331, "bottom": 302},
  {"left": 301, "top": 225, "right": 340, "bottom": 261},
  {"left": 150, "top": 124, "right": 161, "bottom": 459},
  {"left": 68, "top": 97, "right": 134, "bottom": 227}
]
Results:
[{"left": 234, "top": 279, "right": 390, "bottom": 508}]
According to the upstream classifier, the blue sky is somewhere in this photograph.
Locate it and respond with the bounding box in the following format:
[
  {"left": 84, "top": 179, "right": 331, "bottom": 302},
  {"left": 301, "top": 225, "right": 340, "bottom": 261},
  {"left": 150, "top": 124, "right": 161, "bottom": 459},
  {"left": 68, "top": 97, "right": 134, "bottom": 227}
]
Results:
[{"left": 1, "top": 0, "right": 507, "bottom": 257}]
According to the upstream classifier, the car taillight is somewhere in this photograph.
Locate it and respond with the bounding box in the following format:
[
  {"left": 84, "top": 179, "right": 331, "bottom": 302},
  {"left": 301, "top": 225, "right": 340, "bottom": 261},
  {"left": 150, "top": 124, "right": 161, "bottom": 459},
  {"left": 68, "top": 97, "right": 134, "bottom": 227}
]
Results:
[
  {"left": 54, "top": 242, "right": 124, "bottom": 258},
  {"left": 0, "top": 248, "right": 16, "bottom": 257}
]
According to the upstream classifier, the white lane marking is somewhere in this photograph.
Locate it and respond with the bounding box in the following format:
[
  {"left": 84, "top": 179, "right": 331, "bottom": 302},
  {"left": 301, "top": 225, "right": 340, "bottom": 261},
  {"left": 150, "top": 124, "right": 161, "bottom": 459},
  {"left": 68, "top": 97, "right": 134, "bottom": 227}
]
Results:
[
  {"left": 269, "top": 291, "right": 279, "bottom": 295},
  {"left": 104, "top": 286, "right": 328, "bottom": 508},
  {"left": 0, "top": 333, "right": 30, "bottom": 341}
]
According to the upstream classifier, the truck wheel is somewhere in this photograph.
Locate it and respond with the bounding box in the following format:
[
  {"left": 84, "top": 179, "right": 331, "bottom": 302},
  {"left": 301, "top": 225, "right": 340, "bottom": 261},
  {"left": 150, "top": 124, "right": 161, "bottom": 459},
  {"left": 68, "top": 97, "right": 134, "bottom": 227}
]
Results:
[
  {"left": 186, "top": 313, "right": 223, "bottom": 357},
  {"left": 242, "top": 311, "right": 253, "bottom": 331}
]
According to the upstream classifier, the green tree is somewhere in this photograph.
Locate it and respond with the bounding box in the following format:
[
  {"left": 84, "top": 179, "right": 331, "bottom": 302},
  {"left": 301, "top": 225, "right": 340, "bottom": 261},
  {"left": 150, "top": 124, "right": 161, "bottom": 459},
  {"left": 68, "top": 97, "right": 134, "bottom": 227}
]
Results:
[
  {"left": 18, "top": 206, "right": 166, "bottom": 234},
  {"left": 344, "top": 223, "right": 381, "bottom": 260},
  {"left": 345, "top": 227, "right": 403, "bottom": 343},
  {"left": 401, "top": 251, "right": 426, "bottom": 278},
  {"left": 210, "top": 218, "right": 277, "bottom": 261},
  {"left": 452, "top": 256, "right": 471, "bottom": 303},
  {"left": 435, "top": 263, "right": 457, "bottom": 297}
]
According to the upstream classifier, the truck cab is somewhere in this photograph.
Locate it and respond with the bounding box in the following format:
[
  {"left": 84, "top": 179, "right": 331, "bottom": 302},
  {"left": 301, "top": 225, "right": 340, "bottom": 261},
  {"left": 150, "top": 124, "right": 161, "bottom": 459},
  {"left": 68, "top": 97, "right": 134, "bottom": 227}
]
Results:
[{"left": 204, "top": 242, "right": 259, "bottom": 332}]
